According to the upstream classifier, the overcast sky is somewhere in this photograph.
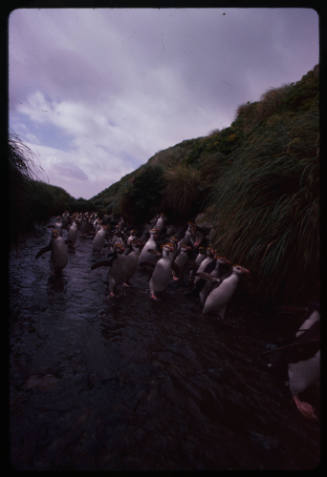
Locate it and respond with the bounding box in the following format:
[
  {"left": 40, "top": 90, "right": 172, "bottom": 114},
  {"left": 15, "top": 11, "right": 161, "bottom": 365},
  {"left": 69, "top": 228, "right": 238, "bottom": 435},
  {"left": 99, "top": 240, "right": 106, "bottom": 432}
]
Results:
[{"left": 9, "top": 8, "right": 319, "bottom": 200}]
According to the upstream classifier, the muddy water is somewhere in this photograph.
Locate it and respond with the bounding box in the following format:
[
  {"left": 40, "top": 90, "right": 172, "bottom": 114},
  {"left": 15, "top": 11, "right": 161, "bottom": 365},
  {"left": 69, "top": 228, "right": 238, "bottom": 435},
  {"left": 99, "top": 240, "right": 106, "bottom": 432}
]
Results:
[{"left": 9, "top": 221, "right": 320, "bottom": 470}]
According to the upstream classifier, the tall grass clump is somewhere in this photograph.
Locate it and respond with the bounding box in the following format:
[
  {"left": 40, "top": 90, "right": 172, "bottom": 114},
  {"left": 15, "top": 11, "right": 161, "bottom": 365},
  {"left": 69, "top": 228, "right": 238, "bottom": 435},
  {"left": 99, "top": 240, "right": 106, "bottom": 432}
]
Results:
[
  {"left": 161, "top": 164, "right": 202, "bottom": 221},
  {"left": 208, "top": 146, "right": 319, "bottom": 303},
  {"left": 9, "top": 135, "right": 76, "bottom": 244},
  {"left": 119, "top": 165, "right": 166, "bottom": 225}
]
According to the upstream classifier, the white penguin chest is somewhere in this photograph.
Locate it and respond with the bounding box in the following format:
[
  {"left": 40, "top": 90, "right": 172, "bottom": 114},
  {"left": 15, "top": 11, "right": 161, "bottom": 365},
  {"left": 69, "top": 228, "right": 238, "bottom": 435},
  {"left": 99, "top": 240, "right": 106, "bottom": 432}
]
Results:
[{"left": 288, "top": 351, "right": 320, "bottom": 395}]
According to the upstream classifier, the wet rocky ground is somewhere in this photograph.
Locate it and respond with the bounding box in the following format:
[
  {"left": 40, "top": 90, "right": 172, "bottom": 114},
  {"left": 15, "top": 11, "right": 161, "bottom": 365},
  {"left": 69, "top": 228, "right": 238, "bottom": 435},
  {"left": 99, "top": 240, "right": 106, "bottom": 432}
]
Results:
[{"left": 9, "top": 221, "right": 320, "bottom": 470}]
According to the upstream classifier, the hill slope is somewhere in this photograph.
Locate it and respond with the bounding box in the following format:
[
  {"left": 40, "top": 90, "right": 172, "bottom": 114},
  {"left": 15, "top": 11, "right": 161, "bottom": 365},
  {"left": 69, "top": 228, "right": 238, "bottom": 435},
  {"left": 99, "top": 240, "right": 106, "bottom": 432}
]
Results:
[{"left": 92, "top": 65, "right": 320, "bottom": 303}]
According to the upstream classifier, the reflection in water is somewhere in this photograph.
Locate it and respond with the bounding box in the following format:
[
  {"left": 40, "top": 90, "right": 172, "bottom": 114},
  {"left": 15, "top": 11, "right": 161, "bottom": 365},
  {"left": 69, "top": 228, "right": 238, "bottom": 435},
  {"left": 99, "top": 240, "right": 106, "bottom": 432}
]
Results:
[{"left": 47, "top": 271, "right": 67, "bottom": 294}]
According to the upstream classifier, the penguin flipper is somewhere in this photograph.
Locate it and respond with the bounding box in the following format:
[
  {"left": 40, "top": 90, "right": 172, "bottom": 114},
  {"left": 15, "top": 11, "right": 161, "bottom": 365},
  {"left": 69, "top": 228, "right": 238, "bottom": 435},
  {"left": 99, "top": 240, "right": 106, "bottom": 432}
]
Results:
[
  {"left": 196, "top": 271, "right": 220, "bottom": 283},
  {"left": 35, "top": 245, "right": 51, "bottom": 259}
]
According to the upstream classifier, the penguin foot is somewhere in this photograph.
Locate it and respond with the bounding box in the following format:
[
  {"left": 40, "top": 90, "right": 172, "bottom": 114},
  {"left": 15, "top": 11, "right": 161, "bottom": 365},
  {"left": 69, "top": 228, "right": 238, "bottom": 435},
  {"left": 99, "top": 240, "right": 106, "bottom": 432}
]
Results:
[
  {"left": 293, "top": 395, "right": 318, "bottom": 421},
  {"left": 150, "top": 292, "right": 159, "bottom": 301},
  {"left": 123, "top": 282, "right": 131, "bottom": 287},
  {"left": 172, "top": 275, "right": 180, "bottom": 281},
  {"left": 108, "top": 291, "right": 116, "bottom": 298}
]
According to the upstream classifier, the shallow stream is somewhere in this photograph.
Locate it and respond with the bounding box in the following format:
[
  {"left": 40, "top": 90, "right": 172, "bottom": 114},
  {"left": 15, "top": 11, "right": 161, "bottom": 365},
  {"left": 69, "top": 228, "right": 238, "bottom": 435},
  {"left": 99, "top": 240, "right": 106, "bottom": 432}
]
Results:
[{"left": 9, "top": 220, "right": 320, "bottom": 470}]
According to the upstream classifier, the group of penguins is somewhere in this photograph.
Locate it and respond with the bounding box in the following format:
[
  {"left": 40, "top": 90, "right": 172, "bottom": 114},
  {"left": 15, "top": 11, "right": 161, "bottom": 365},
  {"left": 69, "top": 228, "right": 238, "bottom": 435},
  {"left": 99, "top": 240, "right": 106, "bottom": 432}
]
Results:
[{"left": 35, "top": 210, "right": 320, "bottom": 422}]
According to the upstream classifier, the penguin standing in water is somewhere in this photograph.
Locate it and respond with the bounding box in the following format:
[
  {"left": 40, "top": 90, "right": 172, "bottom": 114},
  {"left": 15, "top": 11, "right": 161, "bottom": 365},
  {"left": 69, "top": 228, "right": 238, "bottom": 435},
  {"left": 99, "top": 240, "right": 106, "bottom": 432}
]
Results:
[
  {"left": 286, "top": 309, "right": 320, "bottom": 420},
  {"left": 198, "top": 255, "right": 232, "bottom": 305},
  {"left": 172, "top": 242, "right": 193, "bottom": 282},
  {"left": 120, "top": 239, "right": 142, "bottom": 286},
  {"left": 138, "top": 228, "right": 160, "bottom": 270},
  {"left": 67, "top": 220, "right": 78, "bottom": 248},
  {"left": 202, "top": 264, "right": 250, "bottom": 318},
  {"left": 35, "top": 229, "right": 68, "bottom": 274},
  {"left": 92, "top": 224, "right": 108, "bottom": 252},
  {"left": 91, "top": 243, "right": 126, "bottom": 298},
  {"left": 193, "top": 247, "right": 216, "bottom": 288},
  {"left": 149, "top": 242, "right": 175, "bottom": 300}
]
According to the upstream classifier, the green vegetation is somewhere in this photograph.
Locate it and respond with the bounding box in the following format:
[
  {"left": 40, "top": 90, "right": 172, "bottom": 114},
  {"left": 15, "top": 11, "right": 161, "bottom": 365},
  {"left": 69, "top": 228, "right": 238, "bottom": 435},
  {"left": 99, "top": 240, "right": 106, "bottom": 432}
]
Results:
[
  {"left": 90, "top": 65, "right": 319, "bottom": 303},
  {"left": 8, "top": 136, "right": 80, "bottom": 243}
]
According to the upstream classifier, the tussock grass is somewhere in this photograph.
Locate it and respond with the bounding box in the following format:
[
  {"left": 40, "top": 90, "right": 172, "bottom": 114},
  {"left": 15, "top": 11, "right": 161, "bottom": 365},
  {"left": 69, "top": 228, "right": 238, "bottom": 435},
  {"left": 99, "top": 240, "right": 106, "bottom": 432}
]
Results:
[
  {"left": 161, "top": 164, "right": 201, "bottom": 218},
  {"left": 208, "top": 146, "right": 319, "bottom": 301},
  {"left": 9, "top": 135, "right": 77, "bottom": 243}
]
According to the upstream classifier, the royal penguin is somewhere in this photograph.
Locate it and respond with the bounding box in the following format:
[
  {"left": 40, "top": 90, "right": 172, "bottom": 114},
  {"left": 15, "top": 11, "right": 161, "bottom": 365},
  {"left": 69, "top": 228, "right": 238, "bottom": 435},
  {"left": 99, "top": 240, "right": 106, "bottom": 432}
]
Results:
[
  {"left": 35, "top": 229, "right": 68, "bottom": 273},
  {"left": 127, "top": 229, "right": 137, "bottom": 246},
  {"left": 154, "top": 212, "right": 166, "bottom": 233},
  {"left": 287, "top": 309, "right": 320, "bottom": 420},
  {"left": 194, "top": 246, "right": 207, "bottom": 268},
  {"left": 149, "top": 242, "right": 175, "bottom": 300},
  {"left": 187, "top": 245, "right": 207, "bottom": 283},
  {"left": 194, "top": 247, "right": 216, "bottom": 287},
  {"left": 202, "top": 264, "right": 250, "bottom": 318},
  {"left": 180, "top": 222, "right": 196, "bottom": 248},
  {"left": 138, "top": 228, "right": 160, "bottom": 268},
  {"left": 67, "top": 220, "right": 78, "bottom": 247},
  {"left": 120, "top": 239, "right": 142, "bottom": 285},
  {"left": 193, "top": 226, "right": 205, "bottom": 248},
  {"left": 172, "top": 242, "right": 193, "bottom": 281},
  {"left": 198, "top": 255, "right": 232, "bottom": 304},
  {"left": 61, "top": 210, "right": 70, "bottom": 229},
  {"left": 92, "top": 224, "right": 108, "bottom": 252},
  {"left": 91, "top": 243, "right": 126, "bottom": 297}
]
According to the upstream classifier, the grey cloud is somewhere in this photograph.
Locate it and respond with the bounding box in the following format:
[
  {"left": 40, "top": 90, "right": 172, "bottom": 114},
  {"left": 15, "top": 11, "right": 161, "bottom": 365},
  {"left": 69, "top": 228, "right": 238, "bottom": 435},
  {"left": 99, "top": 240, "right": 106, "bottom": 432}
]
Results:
[
  {"left": 52, "top": 161, "right": 89, "bottom": 181},
  {"left": 9, "top": 8, "right": 319, "bottom": 199}
]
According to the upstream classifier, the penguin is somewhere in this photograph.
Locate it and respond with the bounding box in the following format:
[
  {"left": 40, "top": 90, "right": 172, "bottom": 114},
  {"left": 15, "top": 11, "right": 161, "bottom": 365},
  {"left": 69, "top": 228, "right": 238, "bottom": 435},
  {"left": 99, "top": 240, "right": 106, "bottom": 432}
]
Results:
[
  {"left": 35, "top": 229, "right": 68, "bottom": 273},
  {"left": 287, "top": 309, "right": 320, "bottom": 420},
  {"left": 120, "top": 239, "right": 142, "bottom": 285},
  {"left": 180, "top": 222, "right": 196, "bottom": 248},
  {"left": 199, "top": 255, "right": 232, "bottom": 304},
  {"left": 154, "top": 212, "right": 166, "bottom": 232},
  {"left": 47, "top": 216, "right": 64, "bottom": 236},
  {"left": 194, "top": 246, "right": 207, "bottom": 268},
  {"left": 91, "top": 243, "right": 126, "bottom": 297},
  {"left": 67, "top": 220, "right": 78, "bottom": 247},
  {"left": 172, "top": 242, "right": 193, "bottom": 281},
  {"left": 111, "top": 227, "right": 126, "bottom": 248},
  {"left": 194, "top": 247, "right": 216, "bottom": 287},
  {"left": 106, "top": 243, "right": 131, "bottom": 297},
  {"left": 92, "top": 224, "right": 108, "bottom": 252},
  {"left": 193, "top": 226, "right": 205, "bottom": 248},
  {"left": 149, "top": 242, "right": 175, "bottom": 300},
  {"left": 127, "top": 229, "right": 137, "bottom": 246},
  {"left": 202, "top": 264, "right": 250, "bottom": 318},
  {"left": 61, "top": 210, "right": 70, "bottom": 229},
  {"left": 138, "top": 228, "right": 160, "bottom": 268}
]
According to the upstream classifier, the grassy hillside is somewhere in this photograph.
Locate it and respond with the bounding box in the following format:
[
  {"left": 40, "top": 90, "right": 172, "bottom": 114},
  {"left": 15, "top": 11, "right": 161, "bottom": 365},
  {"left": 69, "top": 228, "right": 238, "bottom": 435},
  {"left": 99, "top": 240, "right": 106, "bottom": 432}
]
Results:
[
  {"left": 8, "top": 137, "right": 90, "bottom": 244},
  {"left": 90, "top": 65, "right": 319, "bottom": 303}
]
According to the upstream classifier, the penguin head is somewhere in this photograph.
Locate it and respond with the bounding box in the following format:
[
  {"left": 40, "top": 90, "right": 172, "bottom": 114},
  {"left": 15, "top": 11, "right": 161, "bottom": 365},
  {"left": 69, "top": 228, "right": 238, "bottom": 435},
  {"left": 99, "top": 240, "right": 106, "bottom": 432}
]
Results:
[
  {"left": 161, "top": 242, "right": 175, "bottom": 254},
  {"left": 179, "top": 242, "right": 191, "bottom": 251},
  {"left": 150, "top": 227, "right": 159, "bottom": 237},
  {"left": 233, "top": 265, "right": 250, "bottom": 275},
  {"left": 216, "top": 255, "right": 232, "bottom": 265},
  {"left": 187, "top": 221, "right": 196, "bottom": 232},
  {"left": 113, "top": 243, "right": 125, "bottom": 254}
]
